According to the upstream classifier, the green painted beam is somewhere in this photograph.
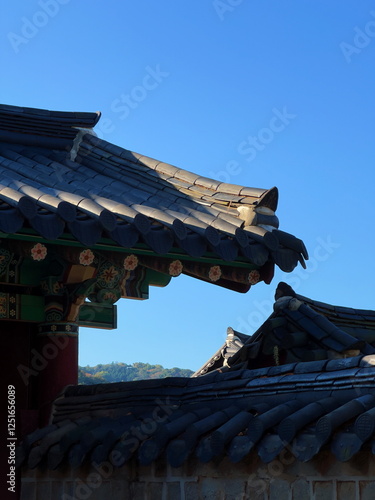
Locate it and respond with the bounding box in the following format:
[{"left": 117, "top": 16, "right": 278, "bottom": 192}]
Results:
[
  {"left": 79, "top": 303, "right": 117, "bottom": 330},
  {"left": 20, "top": 295, "right": 44, "bottom": 321},
  {"left": 0, "top": 230, "right": 257, "bottom": 270},
  {"left": 146, "top": 269, "right": 172, "bottom": 288}
]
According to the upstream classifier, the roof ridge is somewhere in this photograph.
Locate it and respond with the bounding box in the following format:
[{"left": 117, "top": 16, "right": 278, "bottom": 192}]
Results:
[
  {"left": 0, "top": 103, "right": 100, "bottom": 127},
  {"left": 81, "top": 132, "right": 270, "bottom": 204}
]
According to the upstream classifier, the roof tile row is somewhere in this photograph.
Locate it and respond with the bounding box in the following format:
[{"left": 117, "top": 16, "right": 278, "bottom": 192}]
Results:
[
  {"left": 0, "top": 104, "right": 309, "bottom": 286},
  {"left": 17, "top": 353, "right": 375, "bottom": 470}
]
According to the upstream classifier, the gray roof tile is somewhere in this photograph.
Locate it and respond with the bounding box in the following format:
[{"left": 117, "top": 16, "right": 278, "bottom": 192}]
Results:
[
  {"left": 155, "top": 162, "right": 179, "bottom": 177},
  {"left": 239, "top": 186, "right": 266, "bottom": 197},
  {"left": 174, "top": 169, "right": 200, "bottom": 184},
  {"left": 194, "top": 176, "right": 221, "bottom": 190},
  {"left": 17, "top": 352, "right": 375, "bottom": 470},
  {"left": 216, "top": 183, "right": 244, "bottom": 195},
  {"left": 0, "top": 103, "right": 307, "bottom": 289}
]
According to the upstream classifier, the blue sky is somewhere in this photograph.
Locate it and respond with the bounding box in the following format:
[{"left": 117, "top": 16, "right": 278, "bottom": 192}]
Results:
[{"left": 2, "top": 1, "right": 375, "bottom": 371}]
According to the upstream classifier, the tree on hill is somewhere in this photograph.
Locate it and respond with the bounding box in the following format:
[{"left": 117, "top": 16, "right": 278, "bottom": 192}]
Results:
[{"left": 78, "top": 362, "right": 193, "bottom": 384}]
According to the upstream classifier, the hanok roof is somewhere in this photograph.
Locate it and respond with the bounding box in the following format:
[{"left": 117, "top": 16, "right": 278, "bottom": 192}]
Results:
[
  {"left": 17, "top": 354, "right": 375, "bottom": 469},
  {"left": 0, "top": 104, "right": 307, "bottom": 291},
  {"left": 194, "top": 282, "right": 375, "bottom": 376},
  {"left": 17, "top": 287, "right": 375, "bottom": 469}
]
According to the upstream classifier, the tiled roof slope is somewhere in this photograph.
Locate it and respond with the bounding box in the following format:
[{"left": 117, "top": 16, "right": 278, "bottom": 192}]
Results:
[
  {"left": 194, "top": 283, "right": 375, "bottom": 375},
  {"left": 17, "top": 354, "right": 375, "bottom": 469},
  {"left": 0, "top": 104, "right": 307, "bottom": 288}
]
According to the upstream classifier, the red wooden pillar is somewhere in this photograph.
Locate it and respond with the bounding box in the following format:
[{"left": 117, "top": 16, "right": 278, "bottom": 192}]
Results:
[
  {"left": 36, "top": 322, "right": 79, "bottom": 426},
  {"left": 1, "top": 322, "right": 34, "bottom": 500}
]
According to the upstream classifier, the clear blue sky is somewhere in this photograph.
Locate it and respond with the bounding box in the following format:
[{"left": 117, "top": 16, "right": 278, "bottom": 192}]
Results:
[{"left": 2, "top": 1, "right": 375, "bottom": 371}]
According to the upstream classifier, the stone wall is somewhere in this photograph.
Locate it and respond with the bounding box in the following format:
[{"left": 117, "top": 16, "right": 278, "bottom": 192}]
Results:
[{"left": 21, "top": 451, "right": 375, "bottom": 500}]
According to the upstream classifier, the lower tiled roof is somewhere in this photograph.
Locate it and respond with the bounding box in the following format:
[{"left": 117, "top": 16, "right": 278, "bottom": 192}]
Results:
[
  {"left": 17, "top": 354, "right": 375, "bottom": 470},
  {"left": 194, "top": 283, "right": 375, "bottom": 376}
]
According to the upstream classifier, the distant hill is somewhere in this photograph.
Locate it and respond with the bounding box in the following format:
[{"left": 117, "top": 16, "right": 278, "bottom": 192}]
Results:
[{"left": 78, "top": 362, "right": 194, "bottom": 384}]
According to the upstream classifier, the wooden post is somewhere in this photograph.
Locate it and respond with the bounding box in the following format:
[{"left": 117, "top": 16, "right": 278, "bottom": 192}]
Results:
[{"left": 36, "top": 322, "right": 79, "bottom": 426}]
